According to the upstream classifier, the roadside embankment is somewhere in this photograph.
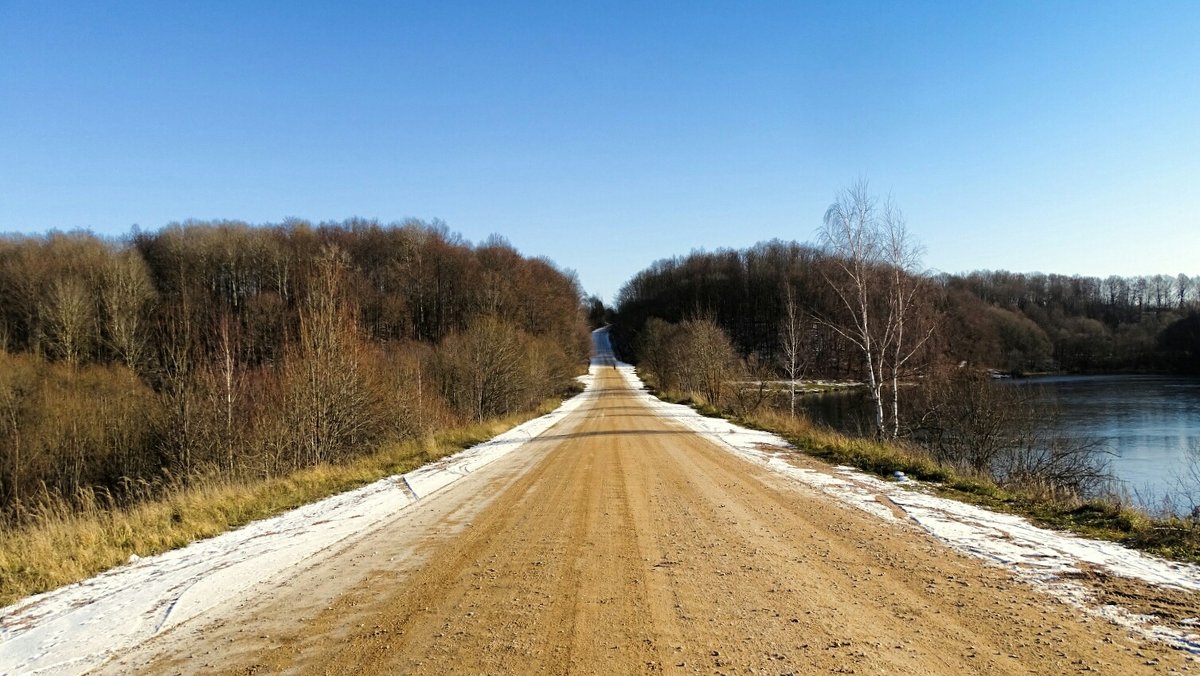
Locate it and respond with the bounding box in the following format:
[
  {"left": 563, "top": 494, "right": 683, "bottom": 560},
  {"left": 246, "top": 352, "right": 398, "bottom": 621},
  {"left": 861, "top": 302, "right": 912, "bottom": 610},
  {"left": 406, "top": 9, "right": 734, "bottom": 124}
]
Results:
[
  {"left": 0, "top": 373, "right": 597, "bottom": 673},
  {"left": 0, "top": 383, "right": 587, "bottom": 610}
]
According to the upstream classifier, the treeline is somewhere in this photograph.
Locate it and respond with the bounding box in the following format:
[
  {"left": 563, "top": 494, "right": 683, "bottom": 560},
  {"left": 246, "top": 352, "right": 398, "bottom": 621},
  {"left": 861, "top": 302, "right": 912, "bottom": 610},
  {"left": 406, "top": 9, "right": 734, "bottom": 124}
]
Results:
[
  {"left": 613, "top": 240, "right": 1200, "bottom": 375},
  {"left": 942, "top": 270, "right": 1199, "bottom": 373},
  {"left": 613, "top": 241, "right": 865, "bottom": 376},
  {"left": 0, "top": 220, "right": 589, "bottom": 522}
]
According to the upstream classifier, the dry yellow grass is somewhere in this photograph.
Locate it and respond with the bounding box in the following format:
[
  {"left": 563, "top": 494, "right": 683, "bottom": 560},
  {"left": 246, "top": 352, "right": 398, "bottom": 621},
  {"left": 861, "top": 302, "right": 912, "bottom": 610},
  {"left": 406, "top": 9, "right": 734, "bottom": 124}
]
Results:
[{"left": 0, "top": 401, "right": 558, "bottom": 608}]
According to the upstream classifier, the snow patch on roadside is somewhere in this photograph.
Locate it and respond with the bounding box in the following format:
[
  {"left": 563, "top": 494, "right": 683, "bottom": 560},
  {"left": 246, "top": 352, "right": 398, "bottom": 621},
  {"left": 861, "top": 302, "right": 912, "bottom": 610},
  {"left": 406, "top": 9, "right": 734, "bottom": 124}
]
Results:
[
  {"left": 0, "top": 479, "right": 416, "bottom": 675},
  {"left": 0, "top": 370, "right": 598, "bottom": 675},
  {"left": 615, "top": 363, "right": 1200, "bottom": 653}
]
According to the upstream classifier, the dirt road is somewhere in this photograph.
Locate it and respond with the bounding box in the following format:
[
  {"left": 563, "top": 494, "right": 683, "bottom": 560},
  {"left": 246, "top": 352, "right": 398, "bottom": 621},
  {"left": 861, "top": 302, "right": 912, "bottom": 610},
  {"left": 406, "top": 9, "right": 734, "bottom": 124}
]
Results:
[{"left": 102, "top": 364, "right": 1191, "bottom": 673}]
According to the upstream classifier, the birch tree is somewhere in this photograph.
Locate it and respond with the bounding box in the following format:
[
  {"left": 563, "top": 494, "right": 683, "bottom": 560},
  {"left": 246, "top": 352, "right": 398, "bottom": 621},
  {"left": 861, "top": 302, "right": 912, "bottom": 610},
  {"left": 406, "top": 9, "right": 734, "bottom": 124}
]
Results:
[
  {"left": 818, "top": 182, "right": 886, "bottom": 435},
  {"left": 817, "top": 181, "right": 931, "bottom": 438},
  {"left": 779, "top": 282, "right": 806, "bottom": 417},
  {"left": 881, "top": 202, "right": 934, "bottom": 438}
]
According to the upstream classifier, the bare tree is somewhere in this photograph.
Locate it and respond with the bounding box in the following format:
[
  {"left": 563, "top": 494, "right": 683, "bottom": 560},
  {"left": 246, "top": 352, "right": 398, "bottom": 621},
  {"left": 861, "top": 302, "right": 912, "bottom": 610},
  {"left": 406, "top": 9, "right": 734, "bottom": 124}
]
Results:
[
  {"left": 1152, "top": 274, "right": 1169, "bottom": 309},
  {"left": 632, "top": 317, "right": 739, "bottom": 406},
  {"left": 283, "top": 245, "right": 385, "bottom": 467},
  {"left": 817, "top": 182, "right": 887, "bottom": 435},
  {"left": 0, "top": 361, "right": 28, "bottom": 508},
  {"left": 911, "top": 370, "right": 1110, "bottom": 498},
  {"left": 729, "top": 353, "right": 774, "bottom": 417},
  {"left": 158, "top": 308, "right": 199, "bottom": 478},
  {"left": 45, "top": 277, "right": 95, "bottom": 367},
  {"left": 0, "top": 242, "right": 48, "bottom": 355},
  {"left": 435, "top": 316, "right": 530, "bottom": 422},
  {"left": 101, "top": 250, "right": 155, "bottom": 372},
  {"left": 817, "top": 181, "right": 931, "bottom": 438},
  {"left": 682, "top": 318, "right": 739, "bottom": 406},
  {"left": 880, "top": 202, "right": 934, "bottom": 438},
  {"left": 209, "top": 311, "right": 242, "bottom": 473},
  {"left": 779, "top": 282, "right": 807, "bottom": 417}
]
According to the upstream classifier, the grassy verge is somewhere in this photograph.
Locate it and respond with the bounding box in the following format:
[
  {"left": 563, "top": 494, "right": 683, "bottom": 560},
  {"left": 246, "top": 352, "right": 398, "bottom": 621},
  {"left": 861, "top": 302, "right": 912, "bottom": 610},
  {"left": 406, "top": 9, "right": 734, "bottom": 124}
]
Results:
[
  {"left": 0, "top": 398, "right": 565, "bottom": 608},
  {"left": 651, "top": 384, "right": 1200, "bottom": 565}
]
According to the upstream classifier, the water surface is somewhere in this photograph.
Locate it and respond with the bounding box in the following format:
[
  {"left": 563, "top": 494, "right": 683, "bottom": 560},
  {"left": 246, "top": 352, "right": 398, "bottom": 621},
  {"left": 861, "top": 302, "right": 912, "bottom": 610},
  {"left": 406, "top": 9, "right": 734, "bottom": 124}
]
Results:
[
  {"left": 801, "top": 374, "right": 1200, "bottom": 508},
  {"left": 1010, "top": 374, "right": 1200, "bottom": 507}
]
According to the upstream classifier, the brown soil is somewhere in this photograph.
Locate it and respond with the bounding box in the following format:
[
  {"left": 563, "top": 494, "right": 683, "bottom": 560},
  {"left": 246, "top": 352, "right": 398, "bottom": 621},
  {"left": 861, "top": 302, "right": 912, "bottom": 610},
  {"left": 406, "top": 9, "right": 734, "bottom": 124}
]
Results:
[{"left": 99, "top": 368, "right": 1197, "bottom": 674}]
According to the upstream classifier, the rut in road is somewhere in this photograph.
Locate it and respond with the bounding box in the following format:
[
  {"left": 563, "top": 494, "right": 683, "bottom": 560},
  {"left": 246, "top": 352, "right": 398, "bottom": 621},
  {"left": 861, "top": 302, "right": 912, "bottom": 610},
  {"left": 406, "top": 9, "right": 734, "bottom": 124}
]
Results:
[{"left": 116, "top": 365, "right": 1189, "bottom": 674}]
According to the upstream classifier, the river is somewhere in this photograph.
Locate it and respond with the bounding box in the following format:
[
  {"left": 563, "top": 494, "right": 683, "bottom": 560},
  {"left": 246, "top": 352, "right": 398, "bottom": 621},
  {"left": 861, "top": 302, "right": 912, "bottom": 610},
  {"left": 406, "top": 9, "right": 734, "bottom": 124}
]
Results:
[
  {"left": 800, "top": 374, "right": 1200, "bottom": 510},
  {"left": 1007, "top": 374, "right": 1200, "bottom": 509}
]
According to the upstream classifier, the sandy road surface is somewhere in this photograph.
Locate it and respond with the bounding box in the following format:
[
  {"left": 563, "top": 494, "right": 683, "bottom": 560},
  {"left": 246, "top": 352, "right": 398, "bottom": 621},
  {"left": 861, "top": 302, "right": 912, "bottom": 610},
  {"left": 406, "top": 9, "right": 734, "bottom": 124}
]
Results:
[{"left": 101, "top": 368, "right": 1192, "bottom": 674}]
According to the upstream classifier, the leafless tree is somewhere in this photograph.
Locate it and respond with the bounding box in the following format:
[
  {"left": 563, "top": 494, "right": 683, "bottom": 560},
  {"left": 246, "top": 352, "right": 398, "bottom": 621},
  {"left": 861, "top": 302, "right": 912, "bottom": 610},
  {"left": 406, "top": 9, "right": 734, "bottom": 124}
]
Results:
[
  {"left": 101, "top": 250, "right": 155, "bottom": 372},
  {"left": 435, "top": 316, "right": 530, "bottom": 422},
  {"left": 911, "top": 370, "right": 1110, "bottom": 498},
  {"left": 0, "top": 361, "right": 28, "bottom": 508},
  {"left": 45, "top": 277, "right": 94, "bottom": 367},
  {"left": 817, "top": 181, "right": 931, "bottom": 438},
  {"left": 283, "top": 245, "right": 385, "bottom": 467},
  {"left": 682, "top": 318, "right": 739, "bottom": 406},
  {"left": 779, "top": 282, "right": 807, "bottom": 417},
  {"left": 207, "top": 312, "right": 243, "bottom": 473},
  {"left": 0, "top": 242, "right": 47, "bottom": 355},
  {"left": 1152, "top": 274, "right": 1170, "bottom": 309},
  {"left": 880, "top": 202, "right": 935, "bottom": 438},
  {"left": 158, "top": 308, "right": 199, "bottom": 477},
  {"left": 729, "top": 353, "right": 774, "bottom": 417},
  {"left": 635, "top": 317, "right": 684, "bottom": 392},
  {"left": 632, "top": 317, "right": 740, "bottom": 406},
  {"left": 818, "top": 182, "right": 885, "bottom": 434}
]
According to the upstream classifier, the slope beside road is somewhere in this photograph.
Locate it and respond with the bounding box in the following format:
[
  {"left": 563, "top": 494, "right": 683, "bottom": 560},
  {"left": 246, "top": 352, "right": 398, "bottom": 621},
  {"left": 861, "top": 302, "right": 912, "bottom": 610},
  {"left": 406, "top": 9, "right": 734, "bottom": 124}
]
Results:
[{"left": 6, "top": 330, "right": 1200, "bottom": 674}]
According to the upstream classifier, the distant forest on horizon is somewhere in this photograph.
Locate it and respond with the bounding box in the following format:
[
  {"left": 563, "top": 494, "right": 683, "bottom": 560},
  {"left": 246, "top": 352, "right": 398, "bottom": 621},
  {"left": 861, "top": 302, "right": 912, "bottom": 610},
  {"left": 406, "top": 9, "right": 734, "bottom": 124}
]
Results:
[{"left": 612, "top": 239, "right": 1200, "bottom": 377}]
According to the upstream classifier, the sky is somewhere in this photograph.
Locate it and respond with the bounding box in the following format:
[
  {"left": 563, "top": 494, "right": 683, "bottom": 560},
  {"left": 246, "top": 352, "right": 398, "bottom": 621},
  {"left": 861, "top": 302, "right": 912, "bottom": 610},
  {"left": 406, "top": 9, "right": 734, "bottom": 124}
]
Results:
[{"left": 2, "top": 1, "right": 1199, "bottom": 302}]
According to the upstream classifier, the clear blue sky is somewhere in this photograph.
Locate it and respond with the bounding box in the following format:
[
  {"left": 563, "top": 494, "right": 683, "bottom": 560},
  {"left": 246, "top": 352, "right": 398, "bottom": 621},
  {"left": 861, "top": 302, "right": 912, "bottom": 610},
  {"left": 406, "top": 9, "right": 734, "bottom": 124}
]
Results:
[{"left": 3, "top": 1, "right": 1198, "bottom": 302}]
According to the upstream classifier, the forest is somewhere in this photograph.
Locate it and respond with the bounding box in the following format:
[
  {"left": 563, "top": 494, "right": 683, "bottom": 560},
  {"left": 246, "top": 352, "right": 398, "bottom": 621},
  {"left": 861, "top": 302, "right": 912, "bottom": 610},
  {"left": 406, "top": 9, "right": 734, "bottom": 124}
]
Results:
[
  {"left": 0, "top": 220, "right": 590, "bottom": 524},
  {"left": 613, "top": 242, "right": 1200, "bottom": 377}
]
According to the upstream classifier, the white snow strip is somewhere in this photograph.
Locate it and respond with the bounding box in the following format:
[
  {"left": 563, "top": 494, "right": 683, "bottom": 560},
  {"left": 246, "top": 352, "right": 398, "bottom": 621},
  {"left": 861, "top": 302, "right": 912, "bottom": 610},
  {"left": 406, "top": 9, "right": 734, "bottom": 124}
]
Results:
[
  {"left": 0, "top": 478, "right": 415, "bottom": 675},
  {"left": 0, "top": 370, "right": 598, "bottom": 675},
  {"left": 615, "top": 362, "right": 1200, "bottom": 653}
]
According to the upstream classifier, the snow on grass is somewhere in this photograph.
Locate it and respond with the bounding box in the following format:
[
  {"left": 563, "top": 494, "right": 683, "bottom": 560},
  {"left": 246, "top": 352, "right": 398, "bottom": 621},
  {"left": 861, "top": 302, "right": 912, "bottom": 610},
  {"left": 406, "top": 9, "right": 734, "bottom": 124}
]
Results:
[
  {"left": 0, "top": 478, "right": 415, "bottom": 675},
  {"left": 614, "top": 362, "right": 1200, "bottom": 653},
  {"left": 0, "top": 370, "right": 597, "bottom": 675}
]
